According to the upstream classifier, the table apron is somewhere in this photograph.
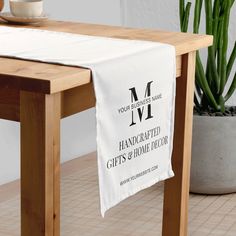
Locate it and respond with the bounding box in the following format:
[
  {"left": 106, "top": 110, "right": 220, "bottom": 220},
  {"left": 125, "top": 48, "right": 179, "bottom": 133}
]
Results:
[
  {"left": 0, "top": 55, "right": 182, "bottom": 122},
  {"left": 0, "top": 82, "right": 94, "bottom": 122}
]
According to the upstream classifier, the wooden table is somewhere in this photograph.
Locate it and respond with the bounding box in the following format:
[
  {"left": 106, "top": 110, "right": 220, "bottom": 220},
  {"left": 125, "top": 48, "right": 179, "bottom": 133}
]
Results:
[{"left": 0, "top": 20, "right": 212, "bottom": 236}]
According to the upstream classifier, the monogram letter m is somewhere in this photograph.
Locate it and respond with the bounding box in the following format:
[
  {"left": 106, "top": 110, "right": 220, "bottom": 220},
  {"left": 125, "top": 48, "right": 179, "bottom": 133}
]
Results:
[{"left": 129, "top": 81, "right": 153, "bottom": 126}]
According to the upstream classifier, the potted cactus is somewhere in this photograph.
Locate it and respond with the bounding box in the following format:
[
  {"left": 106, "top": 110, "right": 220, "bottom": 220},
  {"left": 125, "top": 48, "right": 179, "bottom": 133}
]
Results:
[{"left": 180, "top": 0, "right": 236, "bottom": 194}]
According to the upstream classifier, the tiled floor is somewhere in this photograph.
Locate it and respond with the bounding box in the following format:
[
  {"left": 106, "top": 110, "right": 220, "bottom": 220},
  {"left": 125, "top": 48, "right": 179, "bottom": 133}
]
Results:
[{"left": 0, "top": 153, "right": 236, "bottom": 236}]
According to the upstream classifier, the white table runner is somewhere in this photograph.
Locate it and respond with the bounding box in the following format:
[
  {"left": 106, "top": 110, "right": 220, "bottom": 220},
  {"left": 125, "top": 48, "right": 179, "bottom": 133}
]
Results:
[{"left": 0, "top": 26, "right": 176, "bottom": 216}]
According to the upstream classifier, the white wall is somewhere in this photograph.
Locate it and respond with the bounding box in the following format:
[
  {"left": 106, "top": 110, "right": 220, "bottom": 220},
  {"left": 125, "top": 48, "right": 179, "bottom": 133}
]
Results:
[
  {"left": 0, "top": 0, "right": 122, "bottom": 185},
  {"left": 121, "top": 0, "right": 236, "bottom": 105},
  {"left": 44, "top": 0, "right": 122, "bottom": 25}
]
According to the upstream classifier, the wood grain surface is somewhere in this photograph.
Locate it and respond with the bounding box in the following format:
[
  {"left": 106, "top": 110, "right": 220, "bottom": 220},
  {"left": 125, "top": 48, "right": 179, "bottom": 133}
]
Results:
[{"left": 0, "top": 20, "right": 212, "bottom": 94}]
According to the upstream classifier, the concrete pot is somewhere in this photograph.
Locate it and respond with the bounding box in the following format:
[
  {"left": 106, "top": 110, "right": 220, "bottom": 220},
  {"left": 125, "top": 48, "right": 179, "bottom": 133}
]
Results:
[{"left": 190, "top": 115, "right": 236, "bottom": 194}]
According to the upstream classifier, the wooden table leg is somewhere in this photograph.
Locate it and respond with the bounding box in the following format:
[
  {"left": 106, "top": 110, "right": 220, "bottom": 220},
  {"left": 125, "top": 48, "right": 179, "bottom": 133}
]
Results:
[
  {"left": 20, "top": 91, "right": 61, "bottom": 236},
  {"left": 162, "top": 52, "right": 196, "bottom": 236}
]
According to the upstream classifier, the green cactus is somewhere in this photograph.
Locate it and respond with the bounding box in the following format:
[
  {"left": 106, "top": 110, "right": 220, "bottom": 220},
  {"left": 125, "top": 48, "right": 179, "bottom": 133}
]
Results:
[{"left": 180, "top": 0, "right": 236, "bottom": 112}]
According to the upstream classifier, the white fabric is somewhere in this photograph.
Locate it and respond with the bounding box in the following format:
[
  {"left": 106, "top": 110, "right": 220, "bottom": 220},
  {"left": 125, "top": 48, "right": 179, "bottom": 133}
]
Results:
[{"left": 0, "top": 26, "right": 176, "bottom": 216}]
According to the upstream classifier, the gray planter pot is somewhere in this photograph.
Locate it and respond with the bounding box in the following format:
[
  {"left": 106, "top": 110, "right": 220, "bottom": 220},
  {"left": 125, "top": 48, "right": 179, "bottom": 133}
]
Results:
[{"left": 190, "top": 115, "right": 236, "bottom": 194}]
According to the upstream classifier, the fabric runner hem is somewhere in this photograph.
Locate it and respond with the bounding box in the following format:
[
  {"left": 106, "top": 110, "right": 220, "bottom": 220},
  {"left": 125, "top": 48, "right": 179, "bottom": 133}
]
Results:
[{"left": 100, "top": 168, "right": 174, "bottom": 217}]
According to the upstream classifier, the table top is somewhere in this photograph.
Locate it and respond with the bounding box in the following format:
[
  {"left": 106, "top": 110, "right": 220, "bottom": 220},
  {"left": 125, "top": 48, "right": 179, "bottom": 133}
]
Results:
[{"left": 0, "top": 20, "right": 213, "bottom": 94}]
